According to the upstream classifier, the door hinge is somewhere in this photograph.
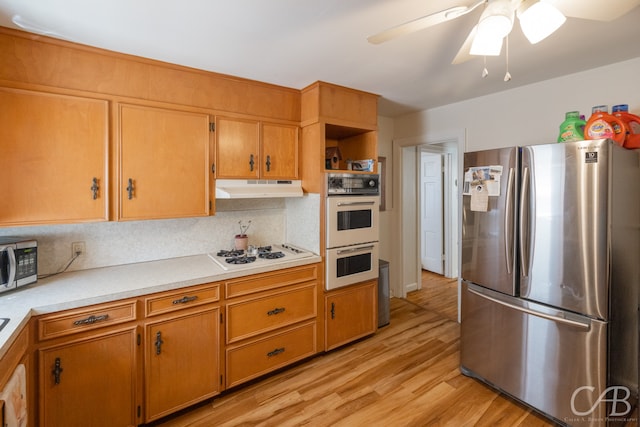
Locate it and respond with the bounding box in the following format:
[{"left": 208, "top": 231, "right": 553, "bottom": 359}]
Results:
[
  {"left": 137, "top": 333, "right": 141, "bottom": 346},
  {"left": 220, "top": 374, "right": 223, "bottom": 385},
  {"left": 210, "top": 122, "right": 215, "bottom": 132},
  {"left": 220, "top": 312, "right": 224, "bottom": 324},
  {"left": 211, "top": 163, "right": 215, "bottom": 174},
  {"left": 137, "top": 405, "right": 141, "bottom": 418},
  {"left": 209, "top": 200, "right": 212, "bottom": 211}
]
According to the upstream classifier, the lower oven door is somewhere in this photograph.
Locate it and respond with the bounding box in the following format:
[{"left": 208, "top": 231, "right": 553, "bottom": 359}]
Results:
[{"left": 326, "top": 242, "right": 379, "bottom": 291}]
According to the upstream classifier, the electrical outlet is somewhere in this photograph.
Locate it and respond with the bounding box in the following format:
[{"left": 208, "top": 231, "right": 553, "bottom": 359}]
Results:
[{"left": 72, "top": 241, "right": 85, "bottom": 257}]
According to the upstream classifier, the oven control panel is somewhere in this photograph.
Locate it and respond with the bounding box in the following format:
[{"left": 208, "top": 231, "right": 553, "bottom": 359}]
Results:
[{"left": 327, "top": 173, "right": 379, "bottom": 196}]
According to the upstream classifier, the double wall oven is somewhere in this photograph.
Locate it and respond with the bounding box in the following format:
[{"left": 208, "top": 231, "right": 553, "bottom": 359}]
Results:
[{"left": 325, "top": 173, "right": 380, "bottom": 290}]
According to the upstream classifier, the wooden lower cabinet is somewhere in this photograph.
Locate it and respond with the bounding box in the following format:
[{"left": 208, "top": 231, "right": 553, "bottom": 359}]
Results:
[
  {"left": 226, "top": 321, "right": 316, "bottom": 388},
  {"left": 144, "top": 307, "right": 220, "bottom": 422},
  {"left": 223, "top": 264, "right": 320, "bottom": 389},
  {"left": 38, "top": 327, "right": 139, "bottom": 427},
  {"left": 325, "top": 280, "right": 378, "bottom": 351}
]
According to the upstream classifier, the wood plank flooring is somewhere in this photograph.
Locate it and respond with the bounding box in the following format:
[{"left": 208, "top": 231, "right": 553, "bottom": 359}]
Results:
[{"left": 148, "top": 271, "right": 556, "bottom": 427}]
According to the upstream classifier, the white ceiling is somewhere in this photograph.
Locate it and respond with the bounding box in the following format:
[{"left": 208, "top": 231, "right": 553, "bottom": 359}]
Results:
[{"left": 1, "top": 0, "right": 639, "bottom": 117}]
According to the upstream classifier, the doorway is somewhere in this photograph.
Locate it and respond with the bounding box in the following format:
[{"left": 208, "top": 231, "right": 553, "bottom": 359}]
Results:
[{"left": 390, "top": 130, "right": 463, "bottom": 299}]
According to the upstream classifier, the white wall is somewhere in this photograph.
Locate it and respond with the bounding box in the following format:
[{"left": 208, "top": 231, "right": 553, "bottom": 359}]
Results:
[
  {"left": 381, "top": 56, "right": 640, "bottom": 292},
  {"left": 395, "top": 57, "right": 640, "bottom": 151}
]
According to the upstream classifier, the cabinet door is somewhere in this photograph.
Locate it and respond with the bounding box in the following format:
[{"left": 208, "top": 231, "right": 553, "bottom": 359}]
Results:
[
  {"left": 39, "top": 328, "right": 138, "bottom": 427},
  {"left": 119, "top": 104, "right": 211, "bottom": 220},
  {"left": 0, "top": 87, "right": 108, "bottom": 226},
  {"left": 325, "top": 280, "right": 377, "bottom": 351},
  {"left": 145, "top": 307, "right": 220, "bottom": 422},
  {"left": 215, "top": 116, "right": 260, "bottom": 179},
  {"left": 261, "top": 122, "right": 299, "bottom": 179}
]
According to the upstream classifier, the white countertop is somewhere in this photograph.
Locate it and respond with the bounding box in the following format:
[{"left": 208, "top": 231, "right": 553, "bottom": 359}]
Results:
[{"left": 0, "top": 252, "right": 321, "bottom": 359}]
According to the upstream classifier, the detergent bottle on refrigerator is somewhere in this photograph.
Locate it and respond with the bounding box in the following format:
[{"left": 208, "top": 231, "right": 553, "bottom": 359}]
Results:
[
  {"left": 584, "top": 105, "right": 626, "bottom": 146},
  {"left": 557, "top": 111, "right": 586, "bottom": 142},
  {"left": 612, "top": 104, "right": 640, "bottom": 148}
]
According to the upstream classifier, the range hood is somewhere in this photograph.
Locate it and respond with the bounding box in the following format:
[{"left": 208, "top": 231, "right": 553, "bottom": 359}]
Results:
[{"left": 215, "top": 179, "right": 304, "bottom": 199}]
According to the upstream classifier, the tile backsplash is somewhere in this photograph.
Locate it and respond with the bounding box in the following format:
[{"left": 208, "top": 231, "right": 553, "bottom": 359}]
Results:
[{"left": 0, "top": 195, "right": 320, "bottom": 275}]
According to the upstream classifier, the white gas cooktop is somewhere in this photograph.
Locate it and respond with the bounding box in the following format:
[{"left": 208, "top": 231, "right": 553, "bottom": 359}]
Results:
[{"left": 207, "top": 243, "right": 314, "bottom": 271}]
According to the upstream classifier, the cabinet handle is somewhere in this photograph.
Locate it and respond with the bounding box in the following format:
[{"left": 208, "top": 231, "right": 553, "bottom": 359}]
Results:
[
  {"left": 172, "top": 295, "right": 198, "bottom": 305},
  {"left": 155, "top": 331, "right": 164, "bottom": 355},
  {"left": 91, "top": 177, "right": 99, "bottom": 200},
  {"left": 53, "top": 357, "right": 63, "bottom": 385},
  {"left": 267, "top": 307, "right": 285, "bottom": 316},
  {"left": 265, "top": 155, "right": 271, "bottom": 172},
  {"left": 126, "top": 178, "right": 135, "bottom": 200},
  {"left": 267, "top": 347, "right": 285, "bottom": 357},
  {"left": 331, "top": 302, "right": 335, "bottom": 319},
  {"left": 249, "top": 154, "right": 255, "bottom": 172},
  {"left": 73, "top": 314, "right": 109, "bottom": 326}
]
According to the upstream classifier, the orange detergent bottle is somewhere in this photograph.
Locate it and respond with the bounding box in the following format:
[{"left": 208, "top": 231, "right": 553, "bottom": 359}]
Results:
[
  {"left": 612, "top": 104, "right": 640, "bottom": 149},
  {"left": 584, "top": 105, "right": 627, "bottom": 146}
]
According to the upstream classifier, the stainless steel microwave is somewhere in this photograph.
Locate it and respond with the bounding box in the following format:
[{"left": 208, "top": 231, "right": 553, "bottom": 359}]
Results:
[{"left": 0, "top": 238, "right": 37, "bottom": 294}]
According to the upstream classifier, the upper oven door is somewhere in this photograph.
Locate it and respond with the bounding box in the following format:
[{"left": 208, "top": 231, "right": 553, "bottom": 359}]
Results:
[{"left": 326, "top": 196, "right": 379, "bottom": 249}]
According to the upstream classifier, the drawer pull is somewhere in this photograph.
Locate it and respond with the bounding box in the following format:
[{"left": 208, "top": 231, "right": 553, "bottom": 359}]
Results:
[
  {"left": 155, "top": 331, "right": 164, "bottom": 355},
  {"left": 267, "top": 347, "right": 285, "bottom": 358},
  {"left": 73, "top": 314, "right": 109, "bottom": 326},
  {"left": 267, "top": 307, "right": 286, "bottom": 316},
  {"left": 53, "top": 357, "right": 63, "bottom": 385},
  {"left": 172, "top": 295, "right": 198, "bottom": 305}
]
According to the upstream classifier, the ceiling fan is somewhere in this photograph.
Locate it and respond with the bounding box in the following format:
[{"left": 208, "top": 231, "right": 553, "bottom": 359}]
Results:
[{"left": 368, "top": 0, "right": 640, "bottom": 64}]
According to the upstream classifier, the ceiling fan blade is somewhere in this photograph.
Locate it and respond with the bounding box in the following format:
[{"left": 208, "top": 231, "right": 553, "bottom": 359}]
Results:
[
  {"left": 367, "top": 1, "right": 485, "bottom": 44},
  {"left": 543, "top": 0, "right": 640, "bottom": 21},
  {"left": 451, "top": 25, "right": 477, "bottom": 64}
]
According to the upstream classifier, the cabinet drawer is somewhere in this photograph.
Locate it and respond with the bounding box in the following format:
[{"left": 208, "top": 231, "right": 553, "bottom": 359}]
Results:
[
  {"left": 38, "top": 300, "right": 137, "bottom": 341},
  {"left": 145, "top": 283, "right": 220, "bottom": 317},
  {"left": 226, "top": 283, "right": 316, "bottom": 344},
  {"left": 225, "top": 264, "right": 317, "bottom": 299},
  {"left": 226, "top": 321, "right": 316, "bottom": 388}
]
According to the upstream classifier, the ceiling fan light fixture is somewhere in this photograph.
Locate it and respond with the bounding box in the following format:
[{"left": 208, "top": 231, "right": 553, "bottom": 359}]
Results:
[
  {"left": 517, "top": 0, "right": 566, "bottom": 44},
  {"left": 469, "top": 0, "right": 513, "bottom": 56},
  {"left": 470, "top": 31, "right": 504, "bottom": 56},
  {"left": 477, "top": 0, "right": 514, "bottom": 39}
]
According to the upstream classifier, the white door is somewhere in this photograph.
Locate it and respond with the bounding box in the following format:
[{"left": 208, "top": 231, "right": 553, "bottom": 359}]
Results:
[{"left": 421, "top": 152, "right": 443, "bottom": 274}]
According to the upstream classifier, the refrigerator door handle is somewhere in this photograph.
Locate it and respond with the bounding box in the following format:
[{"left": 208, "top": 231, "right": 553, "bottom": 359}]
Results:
[
  {"left": 519, "top": 166, "right": 531, "bottom": 277},
  {"left": 504, "top": 167, "right": 515, "bottom": 274},
  {"left": 467, "top": 285, "right": 591, "bottom": 330}
]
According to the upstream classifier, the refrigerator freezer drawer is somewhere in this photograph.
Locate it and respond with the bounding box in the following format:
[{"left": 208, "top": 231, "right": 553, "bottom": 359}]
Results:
[{"left": 461, "top": 282, "right": 609, "bottom": 427}]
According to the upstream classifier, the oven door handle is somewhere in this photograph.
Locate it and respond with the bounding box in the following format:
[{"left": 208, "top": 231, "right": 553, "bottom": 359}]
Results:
[
  {"left": 337, "top": 245, "right": 375, "bottom": 255},
  {"left": 336, "top": 201, "right": 376, "bottom": 207}
]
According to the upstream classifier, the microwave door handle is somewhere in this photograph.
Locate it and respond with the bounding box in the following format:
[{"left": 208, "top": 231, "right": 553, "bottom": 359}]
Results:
[
  {"left": 7, "top": 246, "right": 16, "bottom": 286},
  {"left": 337, "top": 245, "right": 375, "bottom": 255},
  {"left": 336, "top": 201, "right": 376, "bottom": 207}
]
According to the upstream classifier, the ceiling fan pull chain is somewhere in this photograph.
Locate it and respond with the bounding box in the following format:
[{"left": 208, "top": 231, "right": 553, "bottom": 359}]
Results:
[
  {"left": 482, "top": 56, "right": 489, "bottom": 78},
  {"left": 504, "top": 35, "right": 512, "bottom": 82}
]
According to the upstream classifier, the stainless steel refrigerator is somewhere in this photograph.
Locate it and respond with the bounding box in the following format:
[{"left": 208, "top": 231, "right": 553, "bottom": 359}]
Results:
[{"left": 460, "top": 139, "right": 640, "bottom": 427}]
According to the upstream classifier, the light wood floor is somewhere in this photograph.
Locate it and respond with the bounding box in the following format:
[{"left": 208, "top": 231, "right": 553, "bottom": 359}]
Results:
[{"left": 150, "top": 271, "right": 556, "bottom": 426}]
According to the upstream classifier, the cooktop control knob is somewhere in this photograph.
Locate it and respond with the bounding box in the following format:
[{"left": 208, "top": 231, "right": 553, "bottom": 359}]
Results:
[{"left": 368, "top": 180, "right": 376, "bottom": 187}]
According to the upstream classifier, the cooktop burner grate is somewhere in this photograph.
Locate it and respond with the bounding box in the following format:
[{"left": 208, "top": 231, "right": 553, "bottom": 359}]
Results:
[
  {"left": 225, "top": 256, "right": 257, "bottom": 264},
  {"left": 217, "top": 249, "right": 245, "bottom": 257},
  {"left": 259, "top": 251, "right": 285, "bottom": 259}
]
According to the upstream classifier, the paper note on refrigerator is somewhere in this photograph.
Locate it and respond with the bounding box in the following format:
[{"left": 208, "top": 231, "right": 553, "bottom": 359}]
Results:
[
  {"left": 463, "top": 165, "right": 502, "bottom": 197},
  {"left": 470, "top": 184, "right": 489, "bottom": 212}
]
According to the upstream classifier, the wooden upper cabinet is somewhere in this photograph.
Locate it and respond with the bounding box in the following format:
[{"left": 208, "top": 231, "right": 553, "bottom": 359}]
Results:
[
  {"left": 0, "top": 87, "right": 109, "bottom": 226},
  {"left": 215, "top": 116, "right": 299, "bottom": 180},
  {"left": 301, "top": 81, "right": 378, "bottom": 128},
  {"left": 215, "top": 116, "right": 260, "bottom": 179},
  {"left": 261, "top": 122, "right": 299, "bottom": 179},
  {"left": 118, "top": 103, "right": 212, "bottom": 220}
]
